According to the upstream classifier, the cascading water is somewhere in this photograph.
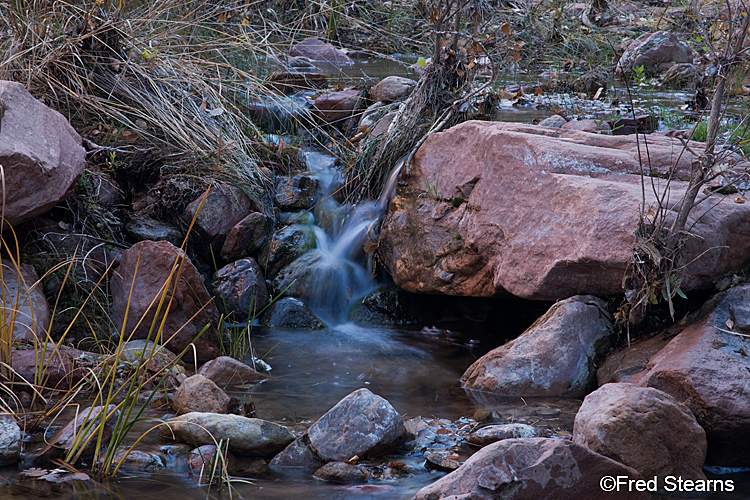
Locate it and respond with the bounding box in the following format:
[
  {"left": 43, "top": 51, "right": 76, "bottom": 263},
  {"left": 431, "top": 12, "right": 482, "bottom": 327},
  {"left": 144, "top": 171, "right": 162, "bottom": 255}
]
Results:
[{"left": 289, "top": 151, "right": 405, "bottom": 324}]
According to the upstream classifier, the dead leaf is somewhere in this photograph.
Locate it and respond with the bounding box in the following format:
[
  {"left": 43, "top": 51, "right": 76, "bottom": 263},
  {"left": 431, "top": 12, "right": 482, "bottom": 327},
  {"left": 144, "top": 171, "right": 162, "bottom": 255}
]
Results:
[
  {"left": 736, "top": 197, "right": 746, "bottom": 204},
  {"left": 199, "top": 101, "right": 207, "bottom": 112},
  {"left": 727, "top": 319, "right": 735, "bottom": 330},
  {"left": 429, "top": 7, "right": 440, "bottom": 24},
  {"left": 20, "top": 468, "right": 48, "bottom": 477},
  {"left": 513, "top": 51, "right": 521, "bottom": 63},
  {"left": 500, "top": 23, "right": 511, "bottom": 36},
  {"left": 436, "top": 429, "right": 452, "bottom": 435},
  {"left": 535, "top": 86, "right": 543, "bottom": 96}
]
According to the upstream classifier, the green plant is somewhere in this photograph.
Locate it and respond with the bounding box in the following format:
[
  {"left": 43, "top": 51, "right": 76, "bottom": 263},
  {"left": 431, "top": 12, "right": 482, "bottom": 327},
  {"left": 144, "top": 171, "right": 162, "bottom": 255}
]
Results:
[{"left": 632, "top": 65, "right": 646, "bottom": 86}]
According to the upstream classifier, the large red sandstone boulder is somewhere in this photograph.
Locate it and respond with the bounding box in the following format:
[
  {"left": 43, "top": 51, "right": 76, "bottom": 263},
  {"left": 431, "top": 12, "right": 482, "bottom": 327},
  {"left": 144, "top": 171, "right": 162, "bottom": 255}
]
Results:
[
  {"left": 411, "top": 438, "right": 648, "bottom": 500},
  {"left": 638, "top": 284, "right": 750, "bottom": 466},
  {"left": 0, "top": 81, "right": 85, "bottom": 227},
  {"left": 573, "top": 382, "right": 706, "bottom": 481},
  {"left": 110, "top": 240, "right": 221, "bottom": 362},
  {"left": 379, "top": 121, "right": 750, "bottom": 300},
  {"left": 461, "top": 295, "right": 614, "bottom": 397}
]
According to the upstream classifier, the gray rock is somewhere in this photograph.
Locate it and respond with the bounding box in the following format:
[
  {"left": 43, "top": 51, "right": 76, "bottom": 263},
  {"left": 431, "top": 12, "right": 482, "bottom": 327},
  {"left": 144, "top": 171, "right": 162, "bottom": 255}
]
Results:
[
  {"left": 198, "top": 356, "right": 266, "bottom": 386},
  {"left": 160, "top": 412, "right": 294, "bottom": 456},
  {"left": 172, "top": 375, "right": 231, "bottom": 415},
  {"left": 616, "top": 31, "right": 693, "bottom": 76},
  {"left": 275, "top": 174, "right": 319, "bottom": 210},
  {"left": 467, "top": 423, "right": 542, "bottom": 446},
  {"left": 538, "top": 114, "right": 567, "bottom": 128},
  {"left": 110, "top": 448, "right": 165, "bottom": 470},
  {"left": 314, "top": 462, "right": 367, "bottom": 483},
  {"left": 369, "top": 76, "right": 417, "bottom": 103},
  {"left": 212, "top": 258, "right": 269, "bottom": 319},
  {"left": 37, "top": 405, "right": 119, "bottom": 461},
  {"left": 0, "top": 263, "right": 50, "bottom": 342},
  {"left": 265, "top": 297, "right": 325, "bottom": 329},
  {"left": 125, "top": 216, "right": 184, "bottom": 246},
  {"left": 0, "top": 415, "right": 21, "bottom": 465},
  {"left": 261, "top": 224, "right": 317, "bottom": 277}
]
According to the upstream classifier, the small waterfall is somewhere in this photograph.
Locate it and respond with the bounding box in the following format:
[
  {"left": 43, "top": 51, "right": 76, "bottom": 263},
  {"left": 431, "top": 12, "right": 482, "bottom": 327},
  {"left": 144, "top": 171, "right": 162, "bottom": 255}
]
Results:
[{"left": 291, "top": 152, "right": 406, "bottom": 324}]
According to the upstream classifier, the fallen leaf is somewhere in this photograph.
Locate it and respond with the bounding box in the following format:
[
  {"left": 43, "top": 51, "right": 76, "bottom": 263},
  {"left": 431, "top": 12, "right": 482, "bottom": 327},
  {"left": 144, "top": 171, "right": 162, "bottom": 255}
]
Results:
[
  {"left": 199, "top": 101, "right": 207, "bottom": 112},
  {"left": 500, "top": 23, "right": 511, "bottom": 36},
  {"left": 736, "top": 197, "right": 746, "bottom": 204}
]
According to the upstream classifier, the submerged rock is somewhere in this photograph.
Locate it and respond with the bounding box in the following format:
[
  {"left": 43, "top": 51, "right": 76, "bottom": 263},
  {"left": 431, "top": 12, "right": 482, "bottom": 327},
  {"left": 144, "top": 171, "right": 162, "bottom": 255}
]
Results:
[
  {"left": 314, "top": 89, "right": 362, "bottom": 124},
  {"left": 462, "top": 296, "right": 614, "bottom": 397},
  {"left": 261, "top": 224, "right": 317, "bottom": 277},
  {"left": 411, "top": 438, "right": 648, "bottom": 500},
  {"left": 160, "top": 413, "right": 294, "bottom": 456},
  {"left": 347, "top": 286, "right": 419, "bottom": 325},
  {"left": 638, "top": 284, "right": 750, "bottom": 466},
  {"left": 0, "top": 80, "right": 86, "bottom": 226},
  {"left": 110, "top": 448, "right": 165, "bottom": 471},
  {"left": 264, "top": 297, "right": 325, "bottom": 329},
  {"left": 573, "top": 382, "right": 706, "bottom": 481},
  {"left": 314, "top": 462, "right": 368, "bottom": 483},
  {"left": 379, "top": 121, "right": 750, "bottom": 300},
  {"left": 110, "top": 240, "right": 221, "bottom": 362}
]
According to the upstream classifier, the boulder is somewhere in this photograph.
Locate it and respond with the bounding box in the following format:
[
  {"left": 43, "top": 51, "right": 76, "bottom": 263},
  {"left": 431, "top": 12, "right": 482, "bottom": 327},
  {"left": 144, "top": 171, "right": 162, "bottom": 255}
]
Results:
[
  {"left": 314, "top": 462, "right": 367, "bottom": 483},
  {"left": 264, "top": 297, "right": 325, "bottom": 329},
  {"left": 261, "top": 224, "right": 317, "bottom": 277},
  {"left": 36, "top": 405, "right": 119, "bottom": 462},
  {"left": 183, "top": 184, "right": 254, "bottom": 257},
  {"left": 275, "top": 174, "right": 319, "bottom": 210},
  {"left": 411, "top": 438, "right": 648, "bottom": 500},
  {"left": 11, "top": 346, "right": 85, "bottom": 390},
  {"left": 314, "top": 89, "right": 362, "bottom": 124},
  {"left": 662, "top": 63, "right": 698, "bottom": 86},
  {"left": 597, "top": 333, "right": 671, "bottom": 385},
  {"left": 369, "top": 76, "right": 417, "bottom": 103},
  {"left": 574, "top": 383, "right": 706, "bottom": 481},
  {"left": 172, "top": 375, "right": 231, "bottom": 415},
  {"left": 1, "top": 263, "right": 50, "bottom": 342},
  {"left": 462, "top": 296, "right": 614, "bottom": 397},
  {"left": 0, "top": 415, "right": 21, "bottom": 465},
  {"left": 289, "top": 38, "right": 354, "bottom": 66},
  {"left": 220, "top": 212, "right": 273, "bottom": 262},
  {"left": 110, "top": 448, "right": 165, "bottom": 470},
  {"left": 125, "top": 215, "right": 184, "bottom": 246},
  {"left": 212, "top": 258, "right": 269, "bottom": 319},
  {"left": 538, "top": 114, "right": 567, "bottom": 128},
  {"left": 616, "top": 31, "right": 693, "bottom": 76},
  {"left": 467, "top": 423, "right": 541, "bottom": 447},
  {"left": 161, "top": 413, "right": 294, "bottom": 456},
  {"left": 0, "top": 80, "right": 86, "bottom": 226},
  {"left": 272, "top": 389, "right": 406, "bottom": 466},
  {"left": 379, "top": 121, "right": 750, "bottom": 300},
  {"left": 198, "top": 356, "right": 266, "bottom": 386},
  {"left": 638, "top": 284, "right": 750, "bottom": 466},
  {"left": 110, "top": 240, "right": 221, "bottom": 362}
]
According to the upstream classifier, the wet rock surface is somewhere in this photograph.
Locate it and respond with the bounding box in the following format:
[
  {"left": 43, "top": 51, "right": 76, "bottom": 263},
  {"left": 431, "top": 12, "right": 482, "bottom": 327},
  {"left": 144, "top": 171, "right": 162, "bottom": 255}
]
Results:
[
  {"left": 573, "top": 382, "right": 707, "bottom": 481},
  {"left": 275, "top": 174, "right": 319, "bottom": 210},
  {"left": 412, "top": 438, "right": 648, "bottom": 500},
  {"left": 0, "top": 80, "right": 86, "bottom": 226},
  {"left": 37, "top": 405, "right": 119, "bottom": 462},
  {"left": 212, "top": 258, "right": 269, "bottom": 319},
  {"left": 462, "top": 296, "right": 614, "bottom": 397},
  {"left": 110, "top": 240, "right": 221, "bottom": 361},
  {"left": 289, "top": 38, "right": 354, "bottom": 66},
  {"left": 160, "top": 413, "right": 294, "bottom": 456},
  {"left": 467, "top": 423, "right": 541, "bottom": 447},
  {"left": 379, "top": 121, "right": 750, "bottom": 300},
  {"left": 220, "top": 212, "right": 274, "bottom": 262},
  {"left": 172, "top": 375, "right": 231, "bottom": 415},
  {"left": 265, "top": 297, "right": 325, "bottom": 329},
  {"left": 314, "top": 89, "right": 362, "bottom": 124},
  {"left": 313, "top": 462, "right": 367, "bottom": 483},
  {"left": 261, "top": 224, "right": 317, "bottom": 277}
]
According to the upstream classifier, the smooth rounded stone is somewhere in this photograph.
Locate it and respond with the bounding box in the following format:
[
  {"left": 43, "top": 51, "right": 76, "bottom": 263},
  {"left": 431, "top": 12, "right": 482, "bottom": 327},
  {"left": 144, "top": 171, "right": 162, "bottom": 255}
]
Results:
[
  {"left": 314, "top": 89, "right": 362, "bottom": 124},
  {"left": 220, "top": 212, "right": 273, "bottom": 262},
  {"left": 573, "top": 383, "right": 706, "bottom": 481},
  {"left": 110, "top": 240, "right": 221, "bottom": 362},
  {"left": 0, "top": 415, "right": 21, "bottom": 465},
  {"left": 183, "top": 184, "right": 254, "bottom": 257},
  {"left": 172, "top": 375, "right": 231, "bottom": 415},
  {"left": 638, "top": 284, "right": 750, "bottom": 466},
  {"left": 36, "top": 405, "right": 120, "bottom": 462},
  {"left": 615, "top": 31, "right": 693, "bottom": 76},
  {"left": 467, "top": 423, "right": 541, "bottom": 446},
  {"left": 188, "top": 444, "right": 237, "bottom": 472},
  {"left": 379, "top": 121, "right": 750, "bottom": 300},
  {"left": 0, "top": 80, "right": 86, "bottom": 226},
  {"left": 314, "top": 462, "right": 367, "bottom": 483},
  {"left": 275, "top": 174, "right": 319, "bottom": 210},
  {"left": 289, "top": 38, "right": 354, "bottom": 66},
  {"left": 561, "top": 119, "right": 610, "bottom": 133},
  {"left": 369, "top": 76, "right": 417, "bottom": 103},
  {"left": 425, "top": 452, "right": 460, "bottom": 471},
  {"left": 662, "top": 62, "right": 698, "bottom": 86},
  {"left": 279, "top": 211, "right": 315, "bottom": 226},
  {"left": 462, "top": 296, "right": 615, "bottom": 397},
  {"left": 307, "top": 388, "right": 406, "bottom": 462},
  {"left": 119, "top": 339, "right": 180, "bottom": 373},
  {"left": 198, "top": 356, "right": 265, "bottom": 386},
  {"left": 11, "top": 346, "right": 85, "bottom": 390},
  {"left": 160, "top": 413, "right": 294, "bottom": 456},
  {"left": 124, "top": 215, "right": 184, "bottom": 246},
  {"left": 264, "top": 297, "right": 325, "bottom": 330},
  {"left": 366, "top": 111, "right": 396, "bottom": 139},
  {"left": 212, "top": 258, "right": 269, "bottom": 319},
  {"left": 538, "top": 114, "right": 567, "bottom": 128},
  {"left": 261, "top": 224, "right": 317, "bottom": 277},
  {"left": 411, "top": 438, "right": 649, "bottom": 500},
  {"left": 0, "top": 263, "right": 50, "bottom": 342},
  {"left": 111, "top": 448, "right": 165, "bottom": 471}
]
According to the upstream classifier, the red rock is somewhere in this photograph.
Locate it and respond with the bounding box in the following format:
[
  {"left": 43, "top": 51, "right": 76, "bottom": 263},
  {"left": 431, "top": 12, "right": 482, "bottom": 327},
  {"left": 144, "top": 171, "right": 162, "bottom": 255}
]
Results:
[
  {"left": 314, "top": 462, "right": 367, "bottom": 483},
  {"left": 110, "top": 240, "right": 221, "bottom": 362},
  {"left": 265, "top": 72, "right": 327, "bottom": 94},
  {"left": 412, "top": 438, "right": 648, "bottom": 500},
  {"left": 561, "top": 119, "right": 610, "bottom": 132},
  {"left": 597, "top": 333, "right": 671, "bottom": 385},
  {"left": 314, "top": 89, "right": 362, "bottom": 124},
  {"left": 198, "top": 356, "right": 266, "bottom": 386},
  {"left": 184, "top": 184, "right": 254, "bottom": 256},
  {"left": 461, "top": 296, "right": 614, "bottom": 397},
  {"left": 172, "top": 374, "right": 231, "bottom": 415},
  {"left": 379, "top": 121, "right": 750, "bottom": 300},
  {"left": 573, "top": 382, "right": 706, "bottom": 481},
  {"left": 188, "top": 444, "right": 237, "bottom": 472},
  {"left": 220, "top": 212, "right": 273, "bottom": 262},
  {"left": 289, "top": 38, "right": 354, "bottom": 66},
  {"left": 638, "top": 284, "right": 750, "bottom": 466},
  {"left": 269, "top": 435, "right": 324, "bottom": 468},
  {"left": 1, "top": 264, "right": 50, "bottom": 342},
  {"left": 616, "top": 31, "right": 693, "bottom": 76},
  {"left": 369, "top": 76, "right": 416, "bottom": 103},
  {"left": 11, "top": 346, "right": 84, "bottom": 390},
  {"left": 0, "top": 81, "right": 85, "bottom": 226},
  {"left": 212, "top": 258, "right": 269, "bottom": 319}
]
